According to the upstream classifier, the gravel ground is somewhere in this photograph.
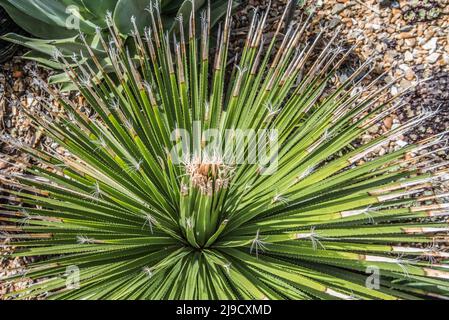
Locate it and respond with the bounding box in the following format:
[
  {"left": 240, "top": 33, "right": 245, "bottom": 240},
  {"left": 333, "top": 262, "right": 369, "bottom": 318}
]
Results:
[
  {"left": 0, "top": 57, "right": 50, "bottom": 298},
  {"left": 1, "top": 0, "right": 448, "bottom": 299},
  {"left": 311, "top": 0, "right": 449, "bottom": 146},
  {"left": 0, "top": 56, "right": 67, "bottom": 298}
]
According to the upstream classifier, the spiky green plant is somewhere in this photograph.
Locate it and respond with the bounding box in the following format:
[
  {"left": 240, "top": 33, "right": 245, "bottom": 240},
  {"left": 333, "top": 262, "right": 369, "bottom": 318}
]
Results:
[
  {"left": 1, "top": 1, "right": 449, "bottom": 300},
  {"left": 0, "top": 0, "right": 238, "bottom": 90}
]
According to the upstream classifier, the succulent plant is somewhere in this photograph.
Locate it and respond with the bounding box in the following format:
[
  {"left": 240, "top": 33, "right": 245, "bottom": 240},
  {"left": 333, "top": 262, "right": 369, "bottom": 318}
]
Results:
[
  {"left": 402, "top": 0, "right": 443, "bottom": 22},
  {"left": 1, "top": 1, "right": 449, "bottom": 300},
  {"left": 0, "top": 0, "right": 238, "bottom": 90}
]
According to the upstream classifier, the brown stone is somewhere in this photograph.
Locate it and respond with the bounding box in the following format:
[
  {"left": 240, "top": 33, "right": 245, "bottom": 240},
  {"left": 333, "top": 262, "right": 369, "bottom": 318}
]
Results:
[
  {"left": 417, "top": 24, "right": 424, "bottom": 37},
  {"left": 391, "top": 13, "right": 401, "bottom": 24},
  {"left": 13, "top": 79, "right": 25, "bottom": 93},
  {"left": 404, "top": 38, "right": 416, "bottom": 47},
  {"left": 0, "top": 161, "right": 8, "bottom": 170},
  {"left": 424, "top": 30, "right": 435, "bottom": 40},
  {"left": 405, "top": 68, "right": 415, "bottom": 81},
  {"left": 12, "top": 70, "right": 23, "bottom": 78},
  {"left": 397, "top": 32, "right": 414, "bottom": 39},
  {"left": 404, "top": 51, "right": 414, "bottom": 62},
  {"left": 383, "top": 116, "right": 393, "bottom": 130},
  {"left": 427, "top": 53, "right": 440, "bottom": 64},
  {"left": 399, "top": 79, "right": 412, "bottom": 89}
]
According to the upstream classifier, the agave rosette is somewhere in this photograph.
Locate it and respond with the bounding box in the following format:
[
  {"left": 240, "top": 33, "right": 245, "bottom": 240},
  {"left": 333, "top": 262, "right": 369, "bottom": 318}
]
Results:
[{"left": 1, "top": 1, "right": 449, "bottom": 300}]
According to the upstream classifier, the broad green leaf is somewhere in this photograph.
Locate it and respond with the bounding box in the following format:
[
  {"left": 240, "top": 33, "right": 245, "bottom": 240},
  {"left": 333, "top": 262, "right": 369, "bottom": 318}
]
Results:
[
  {"left": 0, "top": 0, "right": 77, "bottom": 38},
  {"left": 113, "top": 0, "right": 152, "bottom": 35}
]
